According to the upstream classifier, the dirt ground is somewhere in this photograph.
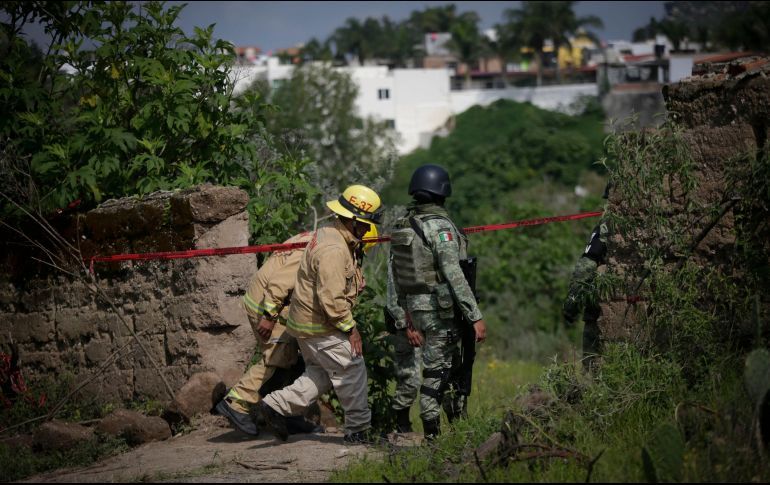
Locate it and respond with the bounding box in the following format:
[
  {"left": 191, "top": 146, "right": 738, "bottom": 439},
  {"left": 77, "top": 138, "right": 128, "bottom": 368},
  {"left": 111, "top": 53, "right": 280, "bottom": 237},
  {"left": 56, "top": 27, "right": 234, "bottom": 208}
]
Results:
[{"left": 20, "top": 414, "right": 420, "bottom": 483}]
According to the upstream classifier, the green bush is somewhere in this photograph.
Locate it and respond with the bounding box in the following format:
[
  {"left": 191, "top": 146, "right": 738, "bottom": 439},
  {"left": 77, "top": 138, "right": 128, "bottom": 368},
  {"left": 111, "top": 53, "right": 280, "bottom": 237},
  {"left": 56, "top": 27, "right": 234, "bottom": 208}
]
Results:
[
  {"left": 0, "top": 1, "right": 315, "bottom": 244},
  {"left": 383, "top": 99, "right": 607, "bottom": 361}
]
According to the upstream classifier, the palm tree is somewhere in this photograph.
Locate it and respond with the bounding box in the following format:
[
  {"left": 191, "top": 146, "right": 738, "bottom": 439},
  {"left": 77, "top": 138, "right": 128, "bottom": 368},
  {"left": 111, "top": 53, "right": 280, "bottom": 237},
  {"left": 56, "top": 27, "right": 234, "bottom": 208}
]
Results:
[
  {"left": 502, "top": 2, "right": 550, "bottom": 86},
  {"left": 445, "top": 12, "right": 485, "bottom": 89},
  {"left": 486, "top": 22, "right": 522, "bottom": 87},
  {"left": 658, "top": 18, "right": 690, "bottom": 52},
  {"left": 407, "top": 4, "right": 458, "bottom": 33},
  {"left": 299, "top": 37, "right": 333, "bottom": 64},
  {"left": 504, "top": 1, "right": 603, "bottom": 86},
  {"left": 380, "top": 16, "right": 423, "bottom": 68},
  {"left": 331, "top": 18, "right": 367, "bottom": 65},
  {"left": 547, "top": 2, "right": 603, "bottom": 83}
]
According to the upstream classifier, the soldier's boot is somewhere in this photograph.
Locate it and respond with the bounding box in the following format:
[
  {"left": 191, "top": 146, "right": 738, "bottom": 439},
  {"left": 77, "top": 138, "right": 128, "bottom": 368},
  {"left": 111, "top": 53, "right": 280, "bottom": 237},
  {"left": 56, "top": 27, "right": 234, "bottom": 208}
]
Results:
[
  {"left": 422, "top": 417, "right": 440, "bottom": 443},
  {"left": 395, "top": 408, "right": 412, "bottom": 433}
]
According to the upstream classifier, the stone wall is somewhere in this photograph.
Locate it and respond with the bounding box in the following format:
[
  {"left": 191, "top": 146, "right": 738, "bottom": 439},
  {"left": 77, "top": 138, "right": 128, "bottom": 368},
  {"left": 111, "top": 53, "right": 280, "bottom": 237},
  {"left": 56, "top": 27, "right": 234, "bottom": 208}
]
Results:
[
  {"left": 599, "top": 56, "right": 770, "bottom": 342},
  {"left": 0, "top": 184, "right": 258, "bottom": 402}
]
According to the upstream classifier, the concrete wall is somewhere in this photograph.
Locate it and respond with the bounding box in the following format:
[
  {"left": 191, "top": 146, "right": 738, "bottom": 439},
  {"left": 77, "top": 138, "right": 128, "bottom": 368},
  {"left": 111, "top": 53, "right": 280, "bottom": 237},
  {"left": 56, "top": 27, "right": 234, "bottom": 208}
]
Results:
[
  {"left": 0, "top": 185, "right": 257, "bottom": 402},
  {"left": 449, "top": 83, "right": 599, "bottom": 117},
  {"left": 601, "top": 85, "right": 667, "bottom": 131},
  {"left": 229, "top": 62, "right": 600, "bottom": 155}
]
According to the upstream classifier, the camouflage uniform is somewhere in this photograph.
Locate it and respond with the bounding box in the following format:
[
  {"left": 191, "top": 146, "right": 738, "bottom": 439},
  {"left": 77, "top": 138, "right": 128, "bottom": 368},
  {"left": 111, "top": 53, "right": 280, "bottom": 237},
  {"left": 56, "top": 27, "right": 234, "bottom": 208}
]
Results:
[
  {"left": 563, "top": 219, "right": 609, "bottom": 366},
  {"left": 386, "top": 264, "right": 421, "bottom": 416},
  {"left": 389, "top": 203, "right": 483, "bottom": 428}
]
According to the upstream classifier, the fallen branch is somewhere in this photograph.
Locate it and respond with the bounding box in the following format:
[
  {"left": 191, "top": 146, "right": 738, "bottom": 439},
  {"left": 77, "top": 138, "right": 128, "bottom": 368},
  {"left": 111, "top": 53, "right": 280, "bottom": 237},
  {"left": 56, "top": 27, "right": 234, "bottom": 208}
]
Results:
[
  {"left": 585, "top": 448, "right": 605, "bottom": 482},
  {"left": 508, "top": 448, "right": 585, "bottom": 463}
]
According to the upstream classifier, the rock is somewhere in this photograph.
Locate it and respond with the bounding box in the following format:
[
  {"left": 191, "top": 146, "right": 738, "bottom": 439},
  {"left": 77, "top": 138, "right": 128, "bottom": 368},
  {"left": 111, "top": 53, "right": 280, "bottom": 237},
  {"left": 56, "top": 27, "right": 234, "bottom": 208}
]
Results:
[
  {"left": 163, "top": 372, "right": 226, "bottom": 426},
  {"left": 318, "top": 401, "right": 340, "bottom": 430},
  {"left": 475, "top": 432, "right": 503, "bottom": 461},
  {"left": 33, "top": 420, "right": 94, "bottom": 451},
  {"left": 171, "top": 185, "right": 249, "bottom": 225},
  {"left": 96, "top": 409, "right": 171, "bottom": 445}
]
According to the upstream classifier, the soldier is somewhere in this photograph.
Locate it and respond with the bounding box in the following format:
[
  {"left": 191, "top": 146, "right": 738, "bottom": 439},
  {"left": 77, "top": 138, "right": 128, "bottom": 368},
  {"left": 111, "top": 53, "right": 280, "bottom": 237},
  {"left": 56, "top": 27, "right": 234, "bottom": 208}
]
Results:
[
  {"left": 385, "top": 264, "right": 421, "bottom": 434},
  {"left": 389, "top": 164, "right": 486, "bottom": 441},
  {"left": 563, "top": 183, "right": 610, "bottom": 370},
  {"left": 256, "top": 185, "right": 383, "bottom": 444},
  {"left": 215, "top": 225, "right": 378, "bottom": 437}
]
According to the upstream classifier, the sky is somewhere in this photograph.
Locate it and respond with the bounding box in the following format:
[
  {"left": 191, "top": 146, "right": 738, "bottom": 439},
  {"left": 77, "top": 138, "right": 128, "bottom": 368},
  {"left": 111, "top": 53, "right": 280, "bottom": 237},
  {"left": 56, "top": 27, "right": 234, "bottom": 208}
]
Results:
[
  {"left": 16, "top": 1, "right": 668, "bottom": 53},
  {"left": 164, "top": 1, "right": 668, "bottom": 53}
]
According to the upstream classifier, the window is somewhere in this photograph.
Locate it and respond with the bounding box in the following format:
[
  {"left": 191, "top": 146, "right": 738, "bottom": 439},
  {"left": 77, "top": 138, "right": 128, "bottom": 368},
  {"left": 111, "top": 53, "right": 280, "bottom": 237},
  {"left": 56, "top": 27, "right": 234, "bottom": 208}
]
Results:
[
  {"left": 385, "top": 119, "right": 395, "bottom": 129},
  {"left": 377, "top": 88, "right": 390, "bottom": 100}
]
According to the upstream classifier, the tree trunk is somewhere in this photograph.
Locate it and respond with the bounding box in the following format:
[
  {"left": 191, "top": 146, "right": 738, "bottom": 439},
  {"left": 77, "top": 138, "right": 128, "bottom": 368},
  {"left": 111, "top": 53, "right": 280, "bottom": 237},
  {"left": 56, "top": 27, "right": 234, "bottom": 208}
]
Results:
[
  {"left": 554, "top": 42, "right": 562, "bottom": 84},
  {"left": 536, "top": 49, "right": 544, "bottom": 87}
]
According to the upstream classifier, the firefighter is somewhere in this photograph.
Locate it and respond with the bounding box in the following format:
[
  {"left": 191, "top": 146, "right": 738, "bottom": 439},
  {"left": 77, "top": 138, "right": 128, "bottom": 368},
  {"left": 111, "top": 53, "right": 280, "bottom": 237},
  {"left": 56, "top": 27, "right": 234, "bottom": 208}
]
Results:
[
  {"left": 256, "top": 185, "right": 383, "bottom": 444},
  {"left": 216, "top": 223, "right": 378, "bottom": 436}
]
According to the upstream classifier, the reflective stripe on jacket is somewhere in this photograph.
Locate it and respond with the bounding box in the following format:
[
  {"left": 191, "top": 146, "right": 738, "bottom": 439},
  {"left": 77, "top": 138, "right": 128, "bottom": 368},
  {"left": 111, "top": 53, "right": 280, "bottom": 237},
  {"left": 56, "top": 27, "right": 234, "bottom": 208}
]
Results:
[
  {"left": 242, "top": 231, "right": 313, "bottom": 321},
  {"left": 287, "top": 219, "right": 363, "bottom": 338}
]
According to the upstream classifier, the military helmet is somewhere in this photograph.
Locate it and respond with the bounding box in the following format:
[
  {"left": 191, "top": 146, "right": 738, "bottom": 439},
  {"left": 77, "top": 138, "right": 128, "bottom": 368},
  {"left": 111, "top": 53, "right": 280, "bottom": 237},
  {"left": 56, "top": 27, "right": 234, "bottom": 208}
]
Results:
[
  {"left": 326, "top": 184, "right": 383, "bottom": 226},
  {"left": 408, "top": 164, "right": 452, "bottom": 198}
]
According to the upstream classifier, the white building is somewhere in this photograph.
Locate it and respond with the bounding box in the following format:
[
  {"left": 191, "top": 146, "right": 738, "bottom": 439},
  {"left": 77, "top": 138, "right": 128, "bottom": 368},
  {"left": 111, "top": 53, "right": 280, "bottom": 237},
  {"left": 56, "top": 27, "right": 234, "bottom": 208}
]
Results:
[{"left": 231, "top": 59, "right": 598, "bottom": 155}]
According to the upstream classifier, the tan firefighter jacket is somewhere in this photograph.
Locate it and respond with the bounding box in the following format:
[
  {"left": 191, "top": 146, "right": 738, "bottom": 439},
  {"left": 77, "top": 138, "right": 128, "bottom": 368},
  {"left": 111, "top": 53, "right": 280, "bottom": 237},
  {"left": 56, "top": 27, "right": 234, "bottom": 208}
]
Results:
[
  {"left": 286, "top": 218, "right": 364, "bottom": 338},
  {"left": 242, "top": 231, "right": 314, "bottom": 322}
]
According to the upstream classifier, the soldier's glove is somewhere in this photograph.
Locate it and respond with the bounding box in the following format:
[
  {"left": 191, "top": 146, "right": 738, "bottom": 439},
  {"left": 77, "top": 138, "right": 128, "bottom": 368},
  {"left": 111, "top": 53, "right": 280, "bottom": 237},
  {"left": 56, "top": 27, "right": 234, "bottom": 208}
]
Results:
[
  {"left": 561, "top": 292, "right": 580, "bottom": 325},
  {"left": 562, "top": 297, "right": 578, "bottom": 327}
]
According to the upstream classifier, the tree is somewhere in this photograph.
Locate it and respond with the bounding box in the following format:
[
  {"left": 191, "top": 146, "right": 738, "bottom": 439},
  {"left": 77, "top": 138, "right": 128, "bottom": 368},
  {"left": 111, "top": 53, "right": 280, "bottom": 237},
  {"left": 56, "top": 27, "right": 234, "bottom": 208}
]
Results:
[
  {"left": 486, "top": 22, "right": 522, "bottom": 87},
  {"left": 632, "top": 17, "right": 660, "bottom": 42},
  {"left": 658, "top": 18, "right": 690, "bottom": 52},
  {"left": 547, "top": 2, "right": 603, "bottom": 83},
  {"left": 251, "top": 64, "right": 398, "bottom": 204},
  {"left": 713, "top": 1, "right": 770, "bottom": 51},
  {"left": 299, "top": 37, "right": 333, "bottom": 64},
  {"left": 407, "top": 4, "right": 459, "bottom": 33},
  {"left": 379, "top": 16, "right": 423, "bottom": 68},
  {"left": 0, "top": 1, "right": 315, "bottom": 244},
  {"left": 331, "top": 17, "right": 376, "bottom": 65},
  {"left": 503, "top": 1, "right": 602, "bottom": 86},
  {"left": 445, "top": 12, "right": 486, "bottom": 89}
]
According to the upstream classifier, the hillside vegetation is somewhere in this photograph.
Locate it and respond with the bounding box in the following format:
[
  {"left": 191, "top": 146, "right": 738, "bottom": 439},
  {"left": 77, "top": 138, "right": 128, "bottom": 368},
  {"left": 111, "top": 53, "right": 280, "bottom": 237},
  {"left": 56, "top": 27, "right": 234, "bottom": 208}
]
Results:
[
  {"left": 381, "top": 98, "right": 607, "bottom": 361},
  {"left": 339, "top": 109, "right": 770, "bottom": 482}
]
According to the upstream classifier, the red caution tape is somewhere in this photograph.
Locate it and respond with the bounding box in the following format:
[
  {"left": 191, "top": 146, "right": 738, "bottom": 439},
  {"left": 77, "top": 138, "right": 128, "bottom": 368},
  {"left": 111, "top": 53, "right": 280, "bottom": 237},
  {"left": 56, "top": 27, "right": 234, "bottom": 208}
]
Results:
[{"left": 88, "top": 210, "right": 603, "bottom": 273}]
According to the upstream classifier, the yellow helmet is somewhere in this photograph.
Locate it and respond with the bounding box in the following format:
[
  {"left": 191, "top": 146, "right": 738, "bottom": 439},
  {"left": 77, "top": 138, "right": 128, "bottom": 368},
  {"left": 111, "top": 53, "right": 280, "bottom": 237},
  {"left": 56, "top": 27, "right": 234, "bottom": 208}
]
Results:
[
  {"left": 326, "top": 184, "right": 383, "bottom": 226},
  {"left": 362, "top": 224, "right": 378, "bottom": 253}
]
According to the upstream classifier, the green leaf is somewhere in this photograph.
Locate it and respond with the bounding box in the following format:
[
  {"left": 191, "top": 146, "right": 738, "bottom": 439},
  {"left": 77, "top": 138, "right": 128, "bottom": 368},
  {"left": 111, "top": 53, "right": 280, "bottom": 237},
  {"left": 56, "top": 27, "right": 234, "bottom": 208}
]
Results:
[
  {"left": 641, "top": 422, "right": 684, "bottom": 483},
  {"left": 745, "top": 349, "right": 770, "bottom": 405}
]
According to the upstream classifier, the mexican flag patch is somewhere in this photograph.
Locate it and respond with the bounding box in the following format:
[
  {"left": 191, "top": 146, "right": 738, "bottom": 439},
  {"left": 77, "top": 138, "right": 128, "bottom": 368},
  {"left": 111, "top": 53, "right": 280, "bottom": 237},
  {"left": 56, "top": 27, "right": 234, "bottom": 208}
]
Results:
[{"left": 438, "top": 231, "right": 453, "bottom": 242}]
